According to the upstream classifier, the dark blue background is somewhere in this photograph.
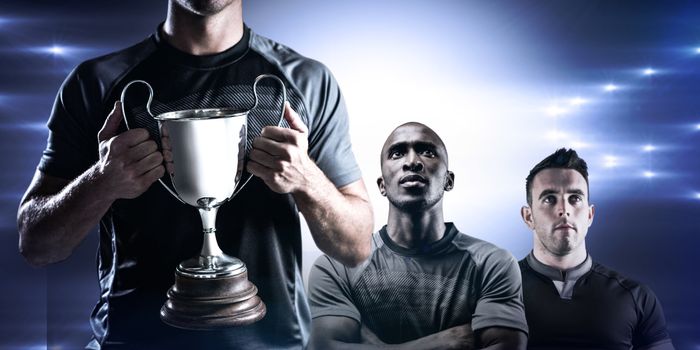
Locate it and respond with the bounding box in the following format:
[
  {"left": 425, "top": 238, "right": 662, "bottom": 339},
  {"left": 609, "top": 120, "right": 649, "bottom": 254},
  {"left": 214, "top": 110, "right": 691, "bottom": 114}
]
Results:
[{"left": 1, "top": 1, "right": 698, "bottom": 349}]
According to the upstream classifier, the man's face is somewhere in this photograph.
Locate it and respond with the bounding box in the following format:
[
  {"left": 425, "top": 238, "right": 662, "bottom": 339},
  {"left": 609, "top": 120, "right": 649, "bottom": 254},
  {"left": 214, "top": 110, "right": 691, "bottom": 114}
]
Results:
[
  {"left": 172, "top": 0, "right": 239, "bottom": 16},
  {"left": 377, "top": 124, "right": 453, "bottom": 212},
  {"left": 522, "top": 168, "right": 594, "bottom": 257}
]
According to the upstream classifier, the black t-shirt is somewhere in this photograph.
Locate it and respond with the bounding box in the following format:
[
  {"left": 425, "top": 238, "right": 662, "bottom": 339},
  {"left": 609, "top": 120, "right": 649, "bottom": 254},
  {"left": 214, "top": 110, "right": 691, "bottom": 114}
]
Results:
[
  {"left": 39, "top": 25, "right": 360, "bottom": 349},
  {"left": 520, "top": 253, "right": 673, "bottom": 350},
  {"left": 309, "top": 223, "right": 528, "bottom": 344}
]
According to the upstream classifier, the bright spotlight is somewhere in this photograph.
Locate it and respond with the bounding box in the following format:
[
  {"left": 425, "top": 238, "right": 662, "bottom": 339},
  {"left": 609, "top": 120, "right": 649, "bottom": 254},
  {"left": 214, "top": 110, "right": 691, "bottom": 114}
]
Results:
[
  {"left": 642, "top": 68, "right": 656, "bottom": 76},
  {"left": 545, "top": 105, "right": 568, "bottom": 117},
  {"left": 696, "top": 47, "right": 700, "bottom": 54},
  {"left": 604, "top": 84, "right": 618, "bottom": 92},
  {"left": 642, "top": 144, "right": 656, "bottom": 152},
  {"left": 48, "top": 45, "right": 66, "bottom": 55},
  {"left": 642, "top": 171, "right": 655, "bottom": 178},
  {"left": 696, "top": 123, "right": 700, "bottom": 130},
  {"left": 546, "top": 130, "right": 568, "bottom": 140},
  {"left": 603, "top": 155, "right": 618, "bottom": 168},
  {"left": 569, "top": 97, "right": 587, "bottom": 106},
  {"left": 695, "top": 192, "right": 700, "bottom": 199}
]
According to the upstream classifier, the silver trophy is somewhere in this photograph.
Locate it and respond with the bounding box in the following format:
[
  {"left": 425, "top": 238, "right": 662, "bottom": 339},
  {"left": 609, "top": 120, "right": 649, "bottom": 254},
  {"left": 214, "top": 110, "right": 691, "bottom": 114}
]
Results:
[{"left": 120, "top": 74, "right": 286, "bottom": 329}]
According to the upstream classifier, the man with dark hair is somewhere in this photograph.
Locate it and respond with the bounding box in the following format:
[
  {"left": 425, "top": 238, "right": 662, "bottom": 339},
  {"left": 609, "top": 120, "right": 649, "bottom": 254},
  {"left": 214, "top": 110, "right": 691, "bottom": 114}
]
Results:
[
  {"left": 16, "top": 0, "right": 373, "bottom": 348},
  {"left": 307, "top": 122, "right": 528, "bottom": 349},
  {"left": 519, "top": 148, "right": 674, "bottom": 349}
]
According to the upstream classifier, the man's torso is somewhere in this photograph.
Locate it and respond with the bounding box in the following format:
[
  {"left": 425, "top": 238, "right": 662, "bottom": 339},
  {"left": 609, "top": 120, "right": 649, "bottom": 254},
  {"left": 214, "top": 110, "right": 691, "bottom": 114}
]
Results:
[
  {"left": 520, "top": 255, "right": 672, "bottom": 350},
  {"left": 40, "top": 25, "right": 359, "bottom": 349}
]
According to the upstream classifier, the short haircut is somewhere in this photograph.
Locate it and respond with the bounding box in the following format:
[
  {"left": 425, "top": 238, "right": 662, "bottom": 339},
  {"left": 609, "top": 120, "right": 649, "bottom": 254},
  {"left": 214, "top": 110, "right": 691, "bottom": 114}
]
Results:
[
  {"left": 525, "top": 148, "right": 589, "bottom": 205},
  {"left": 380, "top": 122, "right": 448, "bottom": 167}
]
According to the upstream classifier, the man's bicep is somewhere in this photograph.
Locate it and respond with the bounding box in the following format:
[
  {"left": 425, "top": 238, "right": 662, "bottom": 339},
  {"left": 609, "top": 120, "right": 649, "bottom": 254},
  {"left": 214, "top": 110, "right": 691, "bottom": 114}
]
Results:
[
  {"left": 309, "top": 315, "right": 361, "bottom": 347},
  {"left": 476, "top": 327, "right": 527, "bottom": 350},
  {"left": 338, "top": 179, "right": 370, "bottom": 202}
]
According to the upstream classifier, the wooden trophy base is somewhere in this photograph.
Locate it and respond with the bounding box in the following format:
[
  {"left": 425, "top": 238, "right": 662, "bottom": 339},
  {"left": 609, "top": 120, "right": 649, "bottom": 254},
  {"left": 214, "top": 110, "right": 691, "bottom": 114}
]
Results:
[{"left": 160, "top": 263, "right": 266, "bottom": 330}]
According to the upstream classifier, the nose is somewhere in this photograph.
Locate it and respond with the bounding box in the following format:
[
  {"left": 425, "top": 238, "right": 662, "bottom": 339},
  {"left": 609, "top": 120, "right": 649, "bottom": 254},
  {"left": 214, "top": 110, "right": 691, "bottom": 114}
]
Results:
[
  {"left": 557, "top": 198, "right": 570, "bottom": 217},
  {"left": 402, "top": 151, "right": 424, "bottom": 172}
]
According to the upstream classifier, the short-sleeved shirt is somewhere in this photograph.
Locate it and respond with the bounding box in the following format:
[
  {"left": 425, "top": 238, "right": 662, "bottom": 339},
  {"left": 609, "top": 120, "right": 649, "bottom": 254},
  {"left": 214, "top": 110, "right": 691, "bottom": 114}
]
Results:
[
  {"left": 520, "top": 253, "right": 673, "bottom": 349},
  {"left": 38, "top": 24, "right": 360, "bottom": 349},
  {"left": 308, "top": 223, "right": 528, "bottom": 344}
]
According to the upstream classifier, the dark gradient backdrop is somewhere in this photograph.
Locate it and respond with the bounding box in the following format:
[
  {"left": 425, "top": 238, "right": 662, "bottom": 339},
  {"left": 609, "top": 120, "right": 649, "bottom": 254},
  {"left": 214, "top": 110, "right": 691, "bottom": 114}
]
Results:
[{"left": 1, "top": 1, "right": 699, "bottom": 349}]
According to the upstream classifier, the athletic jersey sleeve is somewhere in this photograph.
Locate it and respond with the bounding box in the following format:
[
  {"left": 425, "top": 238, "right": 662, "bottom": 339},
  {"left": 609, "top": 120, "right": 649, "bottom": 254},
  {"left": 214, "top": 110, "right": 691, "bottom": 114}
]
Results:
[
  {"left": 472, "top": 247, "right": 529, "bottom": 335},
  {"left": 38, "top": 64, "right": 102, "bottom": 179},
  {"left": 307, "top": 255, "right": 361, "bottom": 323},
  {"left": 251, "top": 33, "right": 362, "bottom": 188},
  {"left": 301, "top": 64, "right": 360, "bottom": 188},
  {"left": 632, "top": 284, "right": 673, "bottom": 349}
]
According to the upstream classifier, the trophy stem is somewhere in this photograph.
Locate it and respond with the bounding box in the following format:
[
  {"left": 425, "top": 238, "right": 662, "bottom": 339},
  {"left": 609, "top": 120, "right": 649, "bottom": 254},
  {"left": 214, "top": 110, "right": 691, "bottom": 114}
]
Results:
[
  {"left": 198, "top": 207, "right": 224, "bottom": 258},
  {"left": 161, "top": 204, "right": 267, "bottom": 329}
]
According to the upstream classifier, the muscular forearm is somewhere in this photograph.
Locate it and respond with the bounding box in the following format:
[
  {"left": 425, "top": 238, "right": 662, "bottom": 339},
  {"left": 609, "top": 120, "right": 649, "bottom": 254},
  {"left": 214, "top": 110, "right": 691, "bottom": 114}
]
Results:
[
  {"left": 292, "top": 164, "right": 372, "bottom": 267},
  {"left": 18, "top": 166, "right": 115, "bottom": 266}
]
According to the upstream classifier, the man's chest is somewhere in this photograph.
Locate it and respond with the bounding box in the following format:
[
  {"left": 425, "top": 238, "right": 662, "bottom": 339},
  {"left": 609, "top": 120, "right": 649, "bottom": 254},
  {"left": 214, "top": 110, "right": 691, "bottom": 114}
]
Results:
[
  {"left": 350, "top": 252, "right": 478, "bottom": 343},
  {"left": 524, "top": 276, "right": 638, "bottom": 349}
]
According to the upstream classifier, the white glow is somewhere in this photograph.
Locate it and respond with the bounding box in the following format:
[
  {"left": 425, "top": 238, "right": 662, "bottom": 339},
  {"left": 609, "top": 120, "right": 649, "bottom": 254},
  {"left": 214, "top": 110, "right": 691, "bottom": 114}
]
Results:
[
  {"left": 696, "top": 123, "right": 700, "bottom": 130},
  {"left": 696, "top": 47, "right": 700, "bottom": 54},
  {"left": 642, "top": 68, "right": 656, "bottom": 76},
  {"left": 603, "top": 155, "right": 618, "bottom": 168},
  {"left": 643, "top": 171, "right": 655, "bottom": 178},
  {"left": 695, "top": 192, "right": 700, "bottom": 199},
  {"left": 569, "top": 97, "right": 587, "bottom": 106},
  {"left": 604, "top": 84, "right": 618, "bottom": 92},
  {"left": 546, "top": 130, "right": 568, "bottom": 140},
  {"left": 545, "top": 105, "right": 568, "bottom": 117},
  {"left": 570, "top": 141, "right": 590, "bottom": 149},
  {"left": 48, "top": 45, "right": 65, "bottom": 55},
  {"left": 643, "top": 144, "right": 656, "bottom": 152}
]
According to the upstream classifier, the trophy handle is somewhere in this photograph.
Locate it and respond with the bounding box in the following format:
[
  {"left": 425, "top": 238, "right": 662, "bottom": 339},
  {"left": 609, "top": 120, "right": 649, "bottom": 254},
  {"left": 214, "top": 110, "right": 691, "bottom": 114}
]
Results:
[
  {"left": 120, "top": 80, "right": 187, "bottom": 205},
  {"left": 230, "top": 74, "right": 288, "bottom": 199}
]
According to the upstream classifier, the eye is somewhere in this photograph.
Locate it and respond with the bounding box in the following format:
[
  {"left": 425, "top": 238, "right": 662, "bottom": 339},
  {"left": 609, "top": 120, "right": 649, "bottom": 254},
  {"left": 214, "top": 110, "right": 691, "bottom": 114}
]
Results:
[
  {"left": 421, "top": 149, "right": 436, "bottom": 157},
  {"left": 389, "top": 150, "right": 404, "bottom": 159},
  {"left": 543, "top": 195, "right": 556, "bottom": 205},
  {"left": 569, "top": 195, "right": 583, "bottom": 204}
]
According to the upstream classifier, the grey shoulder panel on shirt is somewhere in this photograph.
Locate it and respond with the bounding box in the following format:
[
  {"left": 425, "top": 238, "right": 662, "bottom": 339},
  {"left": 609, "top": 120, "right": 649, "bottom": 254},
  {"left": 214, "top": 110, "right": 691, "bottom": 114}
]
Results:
[
  {"left": 450, "top": 232, "right": 517, "bottom": 267},
  {"left": 248, "top": 31, "right": 332, "bottom": 127},
  {"left": 248, "top": 31, "right": 361, "bottom": 188}
]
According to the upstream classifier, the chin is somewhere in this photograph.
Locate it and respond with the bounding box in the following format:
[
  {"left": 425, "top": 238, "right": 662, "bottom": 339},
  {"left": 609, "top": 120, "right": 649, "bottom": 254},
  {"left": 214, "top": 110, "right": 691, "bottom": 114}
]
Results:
[
  {"left": 389, "top": 196, "right": 432, "bottom": 212},
  {"left": 177, "top": 0, "right": 236, "bottom": 16}
]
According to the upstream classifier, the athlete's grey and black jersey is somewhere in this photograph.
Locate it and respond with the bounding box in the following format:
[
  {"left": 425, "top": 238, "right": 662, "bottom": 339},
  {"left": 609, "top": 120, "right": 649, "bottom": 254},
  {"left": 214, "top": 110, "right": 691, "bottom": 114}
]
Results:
[
  {"left": 38, "top": 25, "right": 359, "bottom": 349},
  {"left": 308, "top": 223, "right": 528, "bottom": 344},
  {"left": 520, "top": 253, "right": 673, "bottom": 350}
]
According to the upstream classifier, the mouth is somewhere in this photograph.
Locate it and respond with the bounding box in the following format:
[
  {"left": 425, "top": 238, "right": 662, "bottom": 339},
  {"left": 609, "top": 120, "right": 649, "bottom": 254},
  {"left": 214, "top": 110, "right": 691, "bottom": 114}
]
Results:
[
  {"left": 554, "top": 223, "right": 576, "bottom": 231},
  {"left": 399, "top": 174, "right": 428, "bottom": 185}
]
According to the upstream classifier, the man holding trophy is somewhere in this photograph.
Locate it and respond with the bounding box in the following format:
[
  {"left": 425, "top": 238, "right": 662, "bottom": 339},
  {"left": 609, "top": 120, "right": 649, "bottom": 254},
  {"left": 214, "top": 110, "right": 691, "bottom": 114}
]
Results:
[{"left": 17, "top": 0, "right": 372, "bottom": 349}]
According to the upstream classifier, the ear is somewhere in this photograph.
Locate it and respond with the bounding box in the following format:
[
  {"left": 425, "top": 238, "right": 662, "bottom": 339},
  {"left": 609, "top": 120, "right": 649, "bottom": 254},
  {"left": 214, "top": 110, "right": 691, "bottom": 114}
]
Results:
[
  {"left": 444, "top": 171, "right": 455, "bottom": 191},
  {"left": 521, "top": 205, "right": 535, "bottom": 230},
  {"left": 588, "top": 204, "right": 595, "bottom": 227},
  {"left": 377, "top": 177, "right": 386, "bottom": 196}
]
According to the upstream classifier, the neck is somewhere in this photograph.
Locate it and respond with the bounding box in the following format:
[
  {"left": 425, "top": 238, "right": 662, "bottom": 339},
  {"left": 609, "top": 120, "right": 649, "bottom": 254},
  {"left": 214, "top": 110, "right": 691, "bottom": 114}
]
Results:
[
  {"left": 163, "top": 1, "right": 244, "bottom": 55},
  {"left": 533, "top": 242, "right": 588, "bottom": 270},
  {"left": 386, "top": 202, "right": 445, "bottom": 249}
]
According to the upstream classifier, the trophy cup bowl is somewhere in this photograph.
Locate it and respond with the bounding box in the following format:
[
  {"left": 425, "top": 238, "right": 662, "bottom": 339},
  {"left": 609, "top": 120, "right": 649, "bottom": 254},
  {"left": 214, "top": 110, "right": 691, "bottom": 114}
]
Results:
[{"left": 120, "top": 75, "right": 286, "bottom": 329}]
